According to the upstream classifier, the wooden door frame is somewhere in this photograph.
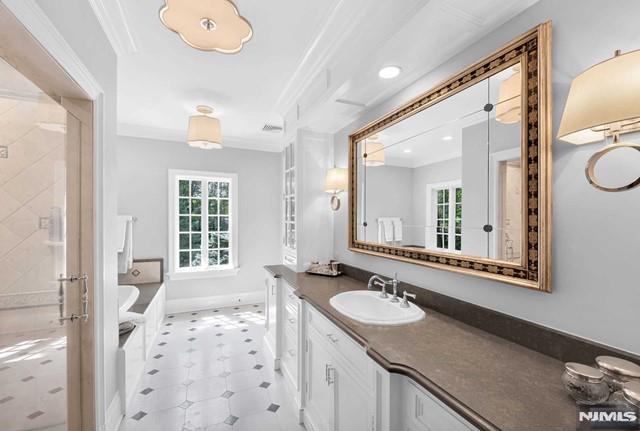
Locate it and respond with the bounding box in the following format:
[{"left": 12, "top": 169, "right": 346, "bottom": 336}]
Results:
[{"left": 1, "top": 2, "right": 105, "bottom": 429}]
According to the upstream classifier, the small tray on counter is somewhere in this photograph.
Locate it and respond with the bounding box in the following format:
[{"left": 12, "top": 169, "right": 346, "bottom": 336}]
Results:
[
  {"left": 306, "top": 261, "right": 342, "bottom": 277},
  {"left": 305, "top": 268, "right": 343, "bottom": 277}
]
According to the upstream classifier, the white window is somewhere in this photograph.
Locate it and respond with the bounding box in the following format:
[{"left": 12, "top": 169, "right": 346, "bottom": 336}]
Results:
[
  {"left": 426, "top": 181, "right": 462, "bottom": 253},
  {"left": 168, "top": 170, "right": 238, "bottom": 279}
]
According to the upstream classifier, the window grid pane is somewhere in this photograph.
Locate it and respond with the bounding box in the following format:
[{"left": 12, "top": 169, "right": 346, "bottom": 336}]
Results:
[
  {"left": 205, "top": 180, "right": 231, "bottom": 268},
  {"left": 454, "top": 187, "right": 462, "bottom": 251},
  {"left": 435, "top": 189, "right": 449, "bottom": 250},
  {"left": 177, "top": 177, "right": 233, "bottom": 271}
]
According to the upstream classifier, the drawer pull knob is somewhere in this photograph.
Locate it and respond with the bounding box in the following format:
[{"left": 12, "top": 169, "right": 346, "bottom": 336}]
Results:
[
  {"left": 326, "top": 333, "right": 339, "bottom": 343},
  {"left": 288, "top": 318, "right": 295, "bottom": 324}
]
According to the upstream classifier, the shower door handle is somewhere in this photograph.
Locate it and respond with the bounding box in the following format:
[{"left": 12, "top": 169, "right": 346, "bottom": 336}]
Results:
[{"left": 57, "top": 273, "right": 89, "bottom": 324}]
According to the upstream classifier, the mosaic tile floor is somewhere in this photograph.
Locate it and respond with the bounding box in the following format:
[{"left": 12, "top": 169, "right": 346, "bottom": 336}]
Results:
[
  {"left": 119, "top": 303, "right": 306, "bottom": 431},
  {"left": 0, "top": 326, "right": 67, "bottom": 431}
]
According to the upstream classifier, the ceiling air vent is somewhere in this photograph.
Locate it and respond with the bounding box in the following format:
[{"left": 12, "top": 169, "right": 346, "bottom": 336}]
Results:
[{"left": 262, "top": 123, "right": 283, "bottom": 133}]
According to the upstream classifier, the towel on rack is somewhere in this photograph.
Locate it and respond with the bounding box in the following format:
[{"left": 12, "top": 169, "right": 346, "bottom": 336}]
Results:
[
  {"left": 118, "top": 215, "right": 133, "bottom": 274},
  {"left": 377, "top": 217, "right": 403, "bottom": 243},
  {"left": 391, "top": 218, "right": 403, "bottom": 242}
]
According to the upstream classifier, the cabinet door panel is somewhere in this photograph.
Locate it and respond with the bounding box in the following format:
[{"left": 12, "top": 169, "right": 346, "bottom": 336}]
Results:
[
  {"left": 335, "top": 365, "right": 373, "bottom": 431},
  {"left": 305, "top": 333, "right": 335, "bottom": 431}
]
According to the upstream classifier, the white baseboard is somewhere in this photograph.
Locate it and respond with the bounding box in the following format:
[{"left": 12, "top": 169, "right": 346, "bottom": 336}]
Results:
[
  {"left": 166, "top": 291, "right": 263, "bottom": 314},
  {"left": 105, "top": 391, "right": 123, "bottom": 431}
]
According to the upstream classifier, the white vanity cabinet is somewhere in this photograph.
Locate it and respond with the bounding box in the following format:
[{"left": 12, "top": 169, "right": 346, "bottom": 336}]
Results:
[
  {"left": 400, "top": 378, "right": 477, "bottom": 431},
  {"left": 263, "top": 269, "right": 481, "bottom": 431},
  {"left": 263, "top": 270, "right": 281, "bottom": 369},
  {"left": 303, "top": 302, "right": 375, "bottom": 431}
]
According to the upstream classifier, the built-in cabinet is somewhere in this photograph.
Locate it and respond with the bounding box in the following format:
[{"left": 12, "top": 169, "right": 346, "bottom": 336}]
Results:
[
  {"left": 280, "top": 130, "right": 334, "bottom": 271},
  {"left": 263, "top": 272, "right": 478, "bottom": 431}
]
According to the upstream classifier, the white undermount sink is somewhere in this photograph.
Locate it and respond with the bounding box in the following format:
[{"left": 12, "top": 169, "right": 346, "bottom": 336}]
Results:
[
  {"left": 329, "top": 290, "right": 425, "bottom": 326},
  {"left": 118, "top": 285, "right": 139, "bottom": 314}
]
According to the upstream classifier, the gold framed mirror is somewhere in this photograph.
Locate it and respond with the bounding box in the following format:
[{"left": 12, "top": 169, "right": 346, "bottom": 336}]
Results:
[{"left": 348, "top": 22, "right": 552, "bottom": 292}]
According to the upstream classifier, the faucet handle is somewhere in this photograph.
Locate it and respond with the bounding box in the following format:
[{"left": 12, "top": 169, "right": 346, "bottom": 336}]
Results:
[{"left": 400, "top": 291, "right": 416, "bottom": 308}]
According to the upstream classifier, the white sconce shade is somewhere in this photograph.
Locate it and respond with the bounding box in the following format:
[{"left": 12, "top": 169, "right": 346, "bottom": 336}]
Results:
[
  {"left": 496, "top": 68, "right": 521, "bottom": 124},
  {"left": 325, "top": 168, "right": 348, "bottom": 194},
  {"left": 188, "top": 106, "right": 222, "bottom": 149},
  {"left": 362, "top": 141, "right": 385, "bottom": 166},
  {"left": 558, "top": 49, "right": 640, "bottom": 144}
]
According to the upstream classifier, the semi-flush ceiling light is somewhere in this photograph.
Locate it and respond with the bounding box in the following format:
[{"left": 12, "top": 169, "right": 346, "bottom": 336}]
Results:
[
  {"left": 558, "top": 49, "right": 640, "bottom": 192},
  {"left": 442, "top": 135, "right": 453, "bottom": 141},
  {"left": 403, "top": 149, "right": 412, "bottom": 153},
  {"left": 496, "top": 66, "right": 521, "bottom": 124},
  {"left": 159, "top": 0, "right": 252, "bottom": 53},
  {"left": 188, "top": 105, "right": 222, "bottom": 150},
  {"left": 378, "top": 66, "right": 402, "bottom": 79}
]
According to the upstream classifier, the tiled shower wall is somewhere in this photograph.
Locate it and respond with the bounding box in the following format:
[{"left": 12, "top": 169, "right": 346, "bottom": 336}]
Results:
[{"left": 0, "top": 93, "right": 66, "bottom": 333}]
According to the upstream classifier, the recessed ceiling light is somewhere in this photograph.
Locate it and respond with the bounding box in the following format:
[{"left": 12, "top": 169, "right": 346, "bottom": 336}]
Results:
[
  {"left": 378, "top": 66, "right": 402, "bottom": 79},
  {"left": 442, "top": 135, "right": 453, "bottom": 141},
  {"left": 403, "top": 149, "right": 412, "bottom": 153}
]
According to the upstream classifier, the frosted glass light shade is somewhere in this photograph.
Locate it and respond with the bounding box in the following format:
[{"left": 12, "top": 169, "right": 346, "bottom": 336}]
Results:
[
  {"left": 496, "top": 68, "right": 521, "bottom": 124},
  {"left": 362, "top": 142, "right": 385, "bottom": 167},
  {"left": 188, "top": 115, "right": 222, "bottom": 149},
  {"left": 325, "top": 168, "right": 348, "bottom": 194},
  {"left": 558, "top": 49, "right": 640, "bottom": 144}
]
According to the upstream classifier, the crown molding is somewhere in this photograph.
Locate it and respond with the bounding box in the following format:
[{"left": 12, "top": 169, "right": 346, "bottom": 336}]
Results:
[
  {"left": 87, "top": 0, "right": 137, "bottom": 57},
  {"left": 118, "top": 122, "right": 283, "bottom": 153}
]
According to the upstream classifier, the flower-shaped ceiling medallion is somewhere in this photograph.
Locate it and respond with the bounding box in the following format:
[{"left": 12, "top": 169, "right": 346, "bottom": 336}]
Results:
[{"left": 159, "top": 0, "right": 252, "bottom": 53}]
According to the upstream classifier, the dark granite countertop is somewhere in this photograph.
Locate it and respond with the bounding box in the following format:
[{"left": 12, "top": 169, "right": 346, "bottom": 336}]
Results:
[{"left": 265, "top": 265, "right": 576, "bottom": 431}]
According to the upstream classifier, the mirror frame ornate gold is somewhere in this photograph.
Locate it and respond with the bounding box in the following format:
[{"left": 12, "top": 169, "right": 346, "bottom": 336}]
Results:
[{"left": 348, "top": 22, "right": 552, "bottom": 292}]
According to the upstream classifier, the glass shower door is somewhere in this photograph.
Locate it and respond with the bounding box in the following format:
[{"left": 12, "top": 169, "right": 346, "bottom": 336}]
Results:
[{"left": 0, "top": 57, "right": 79, "bottom": 431}]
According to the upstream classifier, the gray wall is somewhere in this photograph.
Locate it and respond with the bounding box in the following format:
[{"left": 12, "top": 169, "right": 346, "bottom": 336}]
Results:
[
  {"left": 35, "top": 0, "right": 121, "bottom": 424},
  {"left": 361, "top": 165, "right": 414, "bottom": 243},
  {"left": 116, "top": 136, "right": 281, "bottom": 301},
  {"left": 333, "top": 0, "right": 640, "bottom": 355}
]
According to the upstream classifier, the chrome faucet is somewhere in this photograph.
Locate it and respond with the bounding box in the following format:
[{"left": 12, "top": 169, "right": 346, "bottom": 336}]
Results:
[
  {"left": 400, "top": 291, "right": 417, "bottom": 308},
  {"left": 368, "top": 273, "right": 400, "bottom": 300},
  {"left": 367, "top": 274, "right": 389, "bottom": 298},
  {"left": 389, "top": 273, "right": 400, "bottom": 303}
]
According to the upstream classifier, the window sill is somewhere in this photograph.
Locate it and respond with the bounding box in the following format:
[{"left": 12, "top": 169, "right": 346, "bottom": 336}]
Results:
[{"left": 167, "top": 267, "right": 240, "bottom": 281}]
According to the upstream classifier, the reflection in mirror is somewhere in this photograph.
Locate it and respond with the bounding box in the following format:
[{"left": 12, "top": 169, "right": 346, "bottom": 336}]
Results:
[{"left": 355, "top": 62, "right": 523, "bottom": 264}]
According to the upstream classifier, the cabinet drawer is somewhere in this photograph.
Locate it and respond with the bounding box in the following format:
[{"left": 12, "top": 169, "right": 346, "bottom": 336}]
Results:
[
  {"left": 284, "top": 303, "right": 298, "bottom": 333},
  {"left": 405, "top": 379, "right": 476, "bottom": 431},
  {"left": 306, "top": 303, "right": 370, "bottom": 386},
  {"left": 282, "top": 324, "right": 298, "bottom": 383},
  {"left": 283, "top": 283, "right": 299, "bottom": 310}
]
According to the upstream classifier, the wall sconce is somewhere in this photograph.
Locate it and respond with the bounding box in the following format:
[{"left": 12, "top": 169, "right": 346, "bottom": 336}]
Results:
[
  {"left": 325, "top": 167, "right": 348, "bottom": 211},
  {"left": 558, "top": 49, "right": 640, "bottom": 192}
]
